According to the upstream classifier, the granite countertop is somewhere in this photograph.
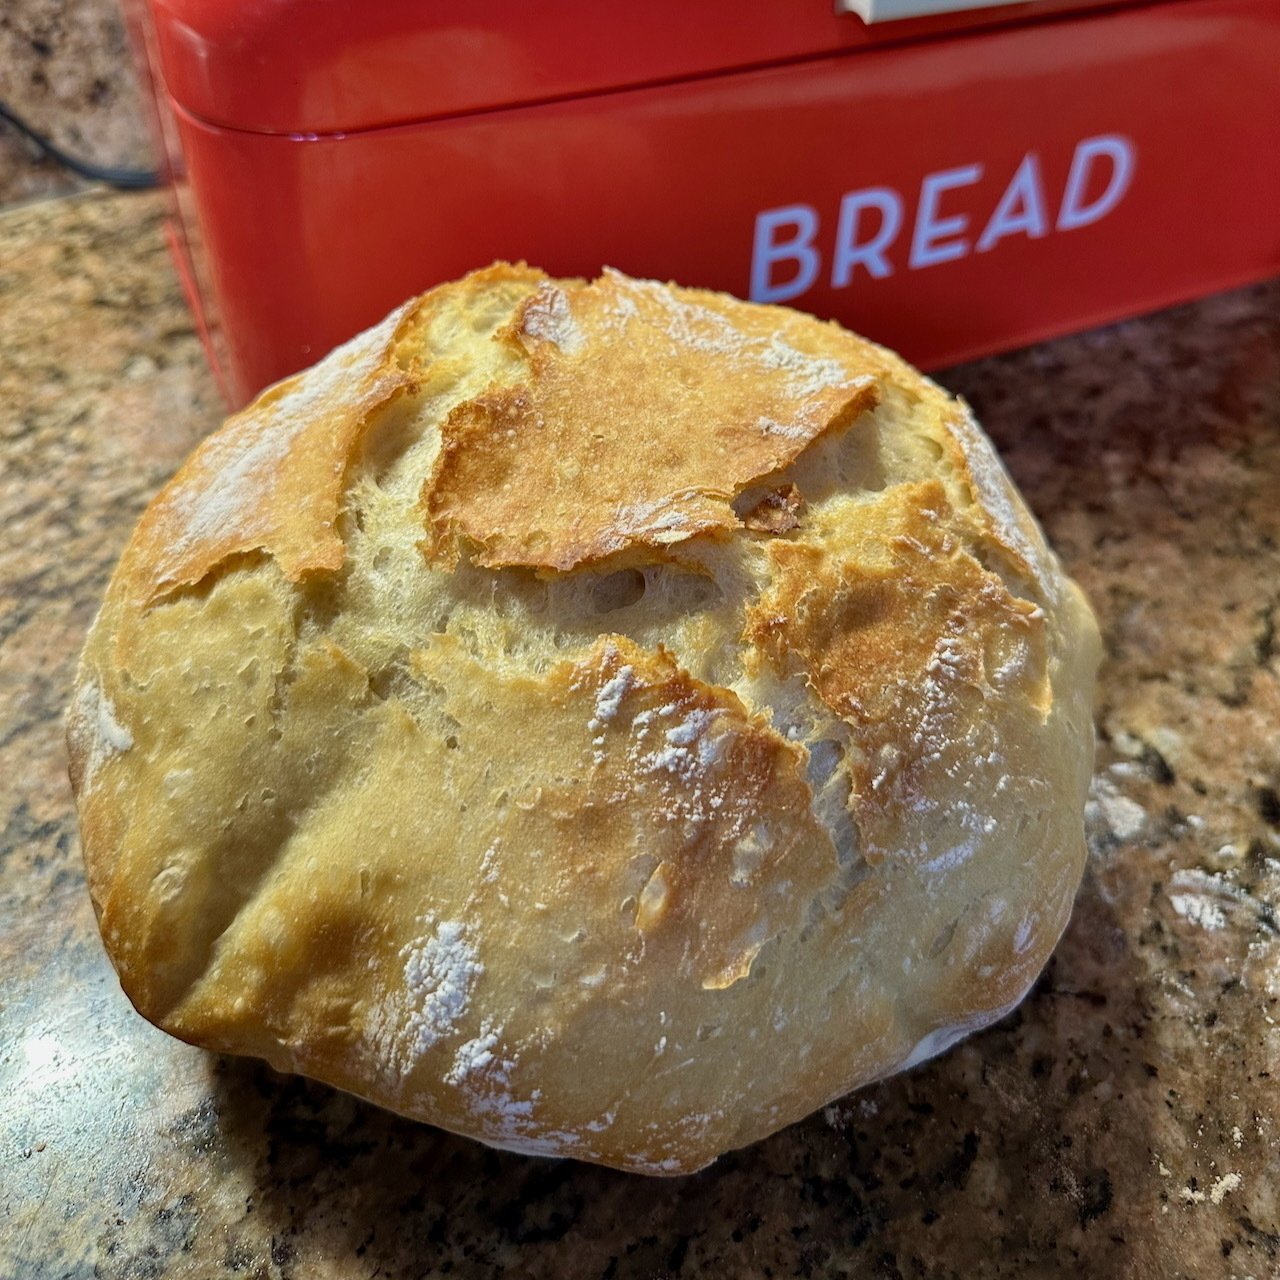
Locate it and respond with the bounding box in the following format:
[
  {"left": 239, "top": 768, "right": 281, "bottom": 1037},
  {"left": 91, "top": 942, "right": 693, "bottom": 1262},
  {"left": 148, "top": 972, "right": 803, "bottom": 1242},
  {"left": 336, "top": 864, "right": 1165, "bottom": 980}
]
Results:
[
  {"left": 2, "top": 188, "right": 1278, "bottom": 1280},
  {"left": 0, "top": 0, "right": 153, "bottom": 208}
]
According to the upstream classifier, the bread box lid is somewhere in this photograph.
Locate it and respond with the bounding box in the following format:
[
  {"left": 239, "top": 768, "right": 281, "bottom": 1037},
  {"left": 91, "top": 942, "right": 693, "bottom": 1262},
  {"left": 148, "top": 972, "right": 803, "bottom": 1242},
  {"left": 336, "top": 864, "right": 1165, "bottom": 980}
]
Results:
[{"left": 142, "top": 0, "right": 1132, "bottom": 135}]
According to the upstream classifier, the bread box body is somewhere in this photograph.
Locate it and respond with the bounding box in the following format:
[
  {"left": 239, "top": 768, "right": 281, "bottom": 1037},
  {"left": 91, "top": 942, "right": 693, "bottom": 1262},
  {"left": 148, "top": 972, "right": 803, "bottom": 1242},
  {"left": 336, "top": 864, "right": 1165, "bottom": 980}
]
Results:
[{"left": 127, "top": 0, "right": 1280, "bottom": 407}]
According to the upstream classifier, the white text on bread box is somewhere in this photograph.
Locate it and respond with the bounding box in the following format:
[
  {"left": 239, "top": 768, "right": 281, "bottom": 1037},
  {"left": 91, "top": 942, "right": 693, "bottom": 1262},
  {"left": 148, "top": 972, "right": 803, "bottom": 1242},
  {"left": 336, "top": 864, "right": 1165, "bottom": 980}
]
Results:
[{"left": 750, "top": 134, "right": 1136, "bottom": 304}]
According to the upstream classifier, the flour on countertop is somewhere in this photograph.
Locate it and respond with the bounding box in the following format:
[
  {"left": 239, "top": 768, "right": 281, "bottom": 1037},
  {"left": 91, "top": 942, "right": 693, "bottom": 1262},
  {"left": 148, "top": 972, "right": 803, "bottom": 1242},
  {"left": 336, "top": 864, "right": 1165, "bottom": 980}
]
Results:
[
  {"left": 1209, "top": 1172, "right": 1242, "bottom": 1204},
  {"left": 1166, "top": 867, "right": 1251, "bottom": 932},
  {"left": 1182, "top": 1170, "right": 1244, "bottom": 1206},
  {"left": 1086, "top": 777, "right": 1148, "bottom": 847},
  {"left": 1169, "top": 892, "right": 1227, "bottom": 931},
  {"left": 1099, "top": 793, "right": 1147, "bottom": 842}
]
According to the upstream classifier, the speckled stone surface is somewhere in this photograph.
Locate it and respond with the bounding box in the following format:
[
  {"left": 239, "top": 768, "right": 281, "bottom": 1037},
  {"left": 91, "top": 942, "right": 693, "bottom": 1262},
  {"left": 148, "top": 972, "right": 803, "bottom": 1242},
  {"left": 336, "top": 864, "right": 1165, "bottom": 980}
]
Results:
[
  {"left": 2, "top": 188, "right": 1279, "bottom": 1280},
  {"left": 0, "top": 0, "right": 152, "bottom": 208}
]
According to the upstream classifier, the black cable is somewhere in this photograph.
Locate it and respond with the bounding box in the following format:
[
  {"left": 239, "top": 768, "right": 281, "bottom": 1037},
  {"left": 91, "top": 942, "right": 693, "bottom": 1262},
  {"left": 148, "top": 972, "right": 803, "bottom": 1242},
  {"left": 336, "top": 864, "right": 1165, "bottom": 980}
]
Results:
[{"left": 0, "top": 99, "right": 160, "bottom": 190}]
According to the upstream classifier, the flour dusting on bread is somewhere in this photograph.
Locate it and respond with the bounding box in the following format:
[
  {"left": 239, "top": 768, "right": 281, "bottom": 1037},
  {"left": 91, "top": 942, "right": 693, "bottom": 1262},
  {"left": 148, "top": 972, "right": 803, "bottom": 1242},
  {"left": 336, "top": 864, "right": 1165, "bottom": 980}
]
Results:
[
  {"left": 67, "top": 676, "right": 133, "bottom": 795},
  {"left": 372, "top": 915, "right": 484, "bottom": 1082},
  {"left": 124, "top": 299, "right": 417, "bottom": 602}
]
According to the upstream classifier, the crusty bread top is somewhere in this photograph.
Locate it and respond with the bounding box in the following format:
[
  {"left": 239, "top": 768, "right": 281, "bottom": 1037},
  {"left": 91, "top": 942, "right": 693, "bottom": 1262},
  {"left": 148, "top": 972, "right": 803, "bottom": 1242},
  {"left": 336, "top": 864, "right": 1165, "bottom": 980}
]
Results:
[
  {"left": 120, "top": 298, "right": 419, "bottom": 605},
  {"left": 424, "top": 269, "right": 878, "bottom": 571},
  {"left": 69, "top": 264, "right": 1098, "bottom": 1175},
  {"left": 117, "top": 264, "right": 1055, "bottom": 602}
]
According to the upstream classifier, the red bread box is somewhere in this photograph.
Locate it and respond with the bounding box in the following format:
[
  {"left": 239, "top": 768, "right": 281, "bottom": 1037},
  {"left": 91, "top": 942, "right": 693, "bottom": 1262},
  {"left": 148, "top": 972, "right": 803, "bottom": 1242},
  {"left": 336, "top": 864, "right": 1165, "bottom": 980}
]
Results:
[{"left": 126, "top": 0, "right": 1280, "bottom": 408}]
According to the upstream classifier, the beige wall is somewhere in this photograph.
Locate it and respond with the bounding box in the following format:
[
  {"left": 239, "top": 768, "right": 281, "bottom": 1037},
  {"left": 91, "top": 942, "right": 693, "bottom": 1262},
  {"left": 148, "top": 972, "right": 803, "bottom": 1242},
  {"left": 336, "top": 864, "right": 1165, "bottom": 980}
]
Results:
[{"left": 0, "top": 0, "right": 152, "bottom": 208}]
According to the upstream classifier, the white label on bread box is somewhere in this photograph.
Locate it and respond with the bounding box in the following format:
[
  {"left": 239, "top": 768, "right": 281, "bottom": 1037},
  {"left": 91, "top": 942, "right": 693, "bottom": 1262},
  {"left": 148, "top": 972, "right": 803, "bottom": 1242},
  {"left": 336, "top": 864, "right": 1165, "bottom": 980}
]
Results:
[
  {"left": 750, "top": 134, "right": 1136, "bottom": 305},
  {"left": 838, "top": 0, "right": 1026, "bottom": 23}
]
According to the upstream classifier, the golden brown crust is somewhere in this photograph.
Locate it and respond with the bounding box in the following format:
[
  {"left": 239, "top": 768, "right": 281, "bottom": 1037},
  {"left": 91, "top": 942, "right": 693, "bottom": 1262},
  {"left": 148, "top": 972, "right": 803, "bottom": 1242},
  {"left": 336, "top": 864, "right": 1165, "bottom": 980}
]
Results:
[
  {"left": 118, "top": 301, "right": 420, "bottom": 606},
  {"left": 68, "top": 265, "right": 1100, "bottom": 1176},
  {"left": 423, "top": 269, "right": 879, "bottom": 572},
  {"left": 417, "top": 634, "right": 838, "bottom": 993},
  {"left": 744, "top": 479, "right": 1052, "bottom": 864}
]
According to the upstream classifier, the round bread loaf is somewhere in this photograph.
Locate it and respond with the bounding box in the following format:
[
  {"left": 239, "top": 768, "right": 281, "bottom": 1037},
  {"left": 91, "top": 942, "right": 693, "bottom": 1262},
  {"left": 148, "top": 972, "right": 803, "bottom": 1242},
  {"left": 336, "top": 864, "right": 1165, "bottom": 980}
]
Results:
[{"left": 68, "top": 265, "right": 1099, "bottom": 1175}]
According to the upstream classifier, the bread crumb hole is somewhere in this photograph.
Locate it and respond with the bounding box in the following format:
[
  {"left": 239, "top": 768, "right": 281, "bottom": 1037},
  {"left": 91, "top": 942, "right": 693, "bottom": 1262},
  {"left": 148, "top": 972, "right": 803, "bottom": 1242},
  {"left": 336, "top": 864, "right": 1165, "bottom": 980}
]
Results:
[
  {"left": 929, "top": 916, "right": 959, "bottom": 958},
  {"left": 592, "top": 569, "right": 647, "bottom": 613}
]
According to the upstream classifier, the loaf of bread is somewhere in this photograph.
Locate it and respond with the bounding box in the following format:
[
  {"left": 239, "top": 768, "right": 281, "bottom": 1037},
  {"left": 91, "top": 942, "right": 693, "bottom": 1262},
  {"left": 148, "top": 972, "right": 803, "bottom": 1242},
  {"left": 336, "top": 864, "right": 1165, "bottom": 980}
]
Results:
[{"left": 68, "top": 265, "right": 1099, "bottom": 1174}]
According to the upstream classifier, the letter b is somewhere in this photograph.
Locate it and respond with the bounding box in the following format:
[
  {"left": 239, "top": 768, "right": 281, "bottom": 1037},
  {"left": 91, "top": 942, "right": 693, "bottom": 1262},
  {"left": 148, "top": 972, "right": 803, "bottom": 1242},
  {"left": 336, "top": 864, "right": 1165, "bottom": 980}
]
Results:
[{"left": 750, "top": 205, "right": 820, "bottom": 304}]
